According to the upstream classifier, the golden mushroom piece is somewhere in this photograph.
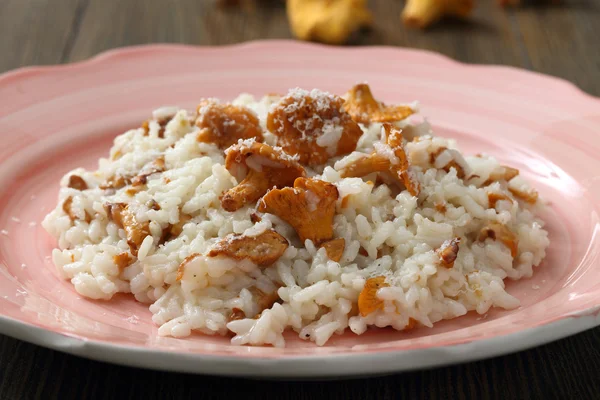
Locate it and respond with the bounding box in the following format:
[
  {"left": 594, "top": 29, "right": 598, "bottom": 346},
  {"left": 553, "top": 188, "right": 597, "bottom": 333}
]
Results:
[
  {"left": 196, "top": 100, "right": 263, "bottom": 149},
  {"left": 436, "top": 237, "right": 461, "bottom": 268},
  {"left": 339, "top": 123, "right": 420, "bottom": 196},
  {"left": 343, "top": 83, "right": 415, "bottom": 125},
  {"left": 221, "top": 140, "right": 306, "bottom": 212},
  {"left": 321, "top": 238, "right": 346, "bottom": 262},
  {"left": 478, "top": 223, "right": 518, "bottom": 257},
  {"left": 207, "top": 230, "right": 289, "bottom": 267},
  {"left": 402, "top": 0, "right": 474, "bottom": 29},
  {"left": 484, "top": 165, "right": 519, "bottom": 185},
  {"left": 104, "top": 203, "right": 150, "bottom": 257},
  {"left": 258, "top": 177, "right": 339, "bottom": 245},
  {"left": 286, "top": 0, "right": 373, "bottom": 45},
  {"left": 358, "top": 276, "right": 389, "bottom": 317},
  {"left": 267, "top": 88, "right": 363, "bottom": 166}
]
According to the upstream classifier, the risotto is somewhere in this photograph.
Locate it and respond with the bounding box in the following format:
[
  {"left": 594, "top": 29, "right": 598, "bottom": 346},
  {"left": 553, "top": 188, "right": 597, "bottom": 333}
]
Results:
[{"left": 42, "top": 84, "right": 549, "bottom": 347}]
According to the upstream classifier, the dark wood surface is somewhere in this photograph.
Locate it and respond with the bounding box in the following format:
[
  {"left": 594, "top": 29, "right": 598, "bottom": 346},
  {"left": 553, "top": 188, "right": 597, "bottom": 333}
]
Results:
[{"left": 1, "top": 1, "right": 599, "bottom": 399}]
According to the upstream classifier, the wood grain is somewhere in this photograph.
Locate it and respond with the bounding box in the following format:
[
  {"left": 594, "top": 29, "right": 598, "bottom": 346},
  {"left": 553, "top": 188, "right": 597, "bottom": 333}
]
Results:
[
  {"left": 363, "top": 1, "right": 529, "bottom": 67},
  {"left": 0, "top": 0, "right": 83, "bottom": 72},
  {"left": 1, "top": 0, "right": 600, "bottom": 398},
  {"left": 514, "top": 0, "right": 600, "bottom": 95}
]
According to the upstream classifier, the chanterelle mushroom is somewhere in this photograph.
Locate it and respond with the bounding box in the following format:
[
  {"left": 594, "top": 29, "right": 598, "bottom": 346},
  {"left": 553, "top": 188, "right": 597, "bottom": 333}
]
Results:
[
  {"left": 208, "top": 230, "right": 289, "bottom": 266},
  {"left": 478, "top": 222, "right": 518, "bottom": 257},
  {"left": 104, "top": 203, "right": 150, "bottom": 256},
  {"left": 358, "top": 276, "right": 389, "bottom": 317},
  {"left": 484, "top": 165, "right": 519, "bottom": 185},
  {"left": 286, "top": 0, "right": 373, "bottom": 45},
  {"left": 62, "top": 197, "right": 91, "bottom": 223},
  {"left": 196, "top": 100, "right": 263, "bottom": 149},
  {"left": 402, "top": 0, "right": 474, "bottom": 29},
  {"left": 487, "top": 192, "right": 513, "bottom": 209},
  {"left": 221, "top": 140, "right": 306, "bottom": 212},
  {"left": 429, "top": 147, "right": 471, "bottom": 179},
  {"left": 321, "top": 238, "right": 345, "bottom": 262},
  {"left": 482, "top": 166, "right": 538, "bottom": 204},
  {"left": 131, "top": 156, "right": 166, "bottom": 187},
  {"left": 67, "top": 175, "right": 88, "bottom": 191},
  {"left": 343, "top": 83, "right": 414, "bottom": 124},
  {"left": 436, "top": 237, "right": 461, "bottom": 268},
  {"left": 509, "top": 186, "right": 538, "bottom": 204},
  {"left": 267, "top": 88, "right": 363, "bottom": 166},
  {"left": 258, "top": 177, "right": 338, "bottom": 245},
  {"left": 141, "top": 108, "right": 176, "bottom": 139},
  {"left": 340, "top": 123, "right": 420, "bottom": 196}
]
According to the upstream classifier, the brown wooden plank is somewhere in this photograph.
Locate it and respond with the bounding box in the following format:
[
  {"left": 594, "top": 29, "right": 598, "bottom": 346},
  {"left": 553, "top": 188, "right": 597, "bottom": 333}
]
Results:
[
  {"left": 0, "top": 0, "right": 84, "bottom": 73},
  {"left": 514, "top": 0, "right": 600, "bottom": 95},
  {"left": 2, "top": 0, "right": 600, "bottom": 399},
  {"left": 66, "top": 0, "right": 529, "bottom": 69},
  {"left": 67, "top": 0, "right": 291, "bottom": 62},
  {"left": 363, "top": 1, "right": 530, "bottom": 67}
]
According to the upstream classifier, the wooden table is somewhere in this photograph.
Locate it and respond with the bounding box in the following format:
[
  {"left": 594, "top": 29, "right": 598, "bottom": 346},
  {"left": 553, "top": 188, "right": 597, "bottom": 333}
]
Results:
[{"left": 1, "top": 1, "right": 599, "bottom": 398}]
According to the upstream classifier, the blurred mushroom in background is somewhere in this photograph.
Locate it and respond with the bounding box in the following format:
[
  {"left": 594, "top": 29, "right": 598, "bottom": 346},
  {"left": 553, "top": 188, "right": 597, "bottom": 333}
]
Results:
[
  {"left": 402, "top": 0, "right": 474, "bottom": 29},
  {"left": 218, "top": 0, "right": 493, "bottom": 37},
  {"left": 286, "top": 0, "right": 373, "bottom": 45}
]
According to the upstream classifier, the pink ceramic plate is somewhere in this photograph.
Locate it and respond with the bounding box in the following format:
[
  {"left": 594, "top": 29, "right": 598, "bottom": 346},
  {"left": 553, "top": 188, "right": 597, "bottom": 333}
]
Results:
[{"left": 1, "top": 41, "right": 600, "bottom": 378}]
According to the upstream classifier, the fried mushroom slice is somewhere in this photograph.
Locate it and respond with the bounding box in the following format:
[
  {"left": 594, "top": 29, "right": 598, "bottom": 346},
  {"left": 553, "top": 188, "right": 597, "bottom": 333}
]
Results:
[
  {"left": 67, "top": 175, "right": 88, "bottom": 190},
  {"left": 176, "top": 253, "right": 200, "bottom": 281},
  {"left": 487, "top": 192, "right": 513, "bottom": 209},
  {"left": 228, "top": 308, "right": 246, "bottom": 322},
  {"left": 429, "top": 146, "right": 471, "bottom": 179},
  {"left": 207, "top": 230, "right": 289, "bottom": 267},
  {"left": 321, "top": 238, "right": 345, "bottom": 262},
  {"left": 99, "top": 175, "right": 130, "bottom": 191},
  {"left": 483, "top": 166, "right": 538, "bottom": 204},
  {"left": 358, "top": 276, "right": 389, "bottom": 317},
  {"left": 258, "top": 177, "right": 339, "bottom": 245},
  {"left": 436, "top": 237, "right": 461, "bottom": 268},
  {"left": 221, "top": 140, "right": 305, "bottom": 212},
  {"left": 340, "top": 124, "right": 420, "bottom": 196},
  {"left": 113, "top": 253, "right": 134, "bottom": 271},
  {"left": 159, "top": 213, "right": 192, "bottom": 245},
  {"left": 339, "top": 153, "right": 391, "bottom": 178},
  {"left": 62, "top": 196, "right": 92, "bottom": 223},
  {"left": 142, "top": 107, "right": 177, "bottom": 138},
  {"left": 287, "top": 0, "right": 373, "bottom": 45},
  {"left": 104, "top": 203, "right": 150, "bottom": 257},
  {"left": 478, "top": 222, "right": 518, "bottom": 257},
  {"left": 385, "top": 124, "right": 421, "bottom": 196},
  {"left": 196, "top": 100, "right": 263, "bottom": 149},
  {"left": 343, "top": 83, "right": 414, "bottom": 124},
  {"left": 266, "top": 88, "right": 363, "bottom": 166},
  {"left": 509, "top": 186, "right": 538, "bottom": 204},
  {"left": 508, "top": 175, "right": 539, "bottom": 204},
  {"left": 131, "top": 156, "right": 166, "bottom": 187},
  {"left": 249, "top": 286, "right": 282, "bottom": 317},
  {"left": 483, "top": 165, "right": 519, "bottom": 185},
  {"left": 167, "top": 213, "right": 192, "bottom": 238}
]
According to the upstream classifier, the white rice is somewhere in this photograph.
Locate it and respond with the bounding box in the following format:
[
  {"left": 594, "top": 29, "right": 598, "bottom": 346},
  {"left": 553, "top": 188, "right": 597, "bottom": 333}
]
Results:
[{"left": 42, "top": 91, "right": 550, "bottom": 347}]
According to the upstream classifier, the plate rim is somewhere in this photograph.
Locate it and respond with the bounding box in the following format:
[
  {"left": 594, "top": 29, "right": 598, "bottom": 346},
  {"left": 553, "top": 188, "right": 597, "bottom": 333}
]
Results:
[
  {"left": 1, "top": 40, "right": 599, "bottom": 106},
  {"left": 2, "top": 40, "right": 600, "bottom": 377},
  {"left": 1, "top": 309, "right": 599, "bottom": 378}
]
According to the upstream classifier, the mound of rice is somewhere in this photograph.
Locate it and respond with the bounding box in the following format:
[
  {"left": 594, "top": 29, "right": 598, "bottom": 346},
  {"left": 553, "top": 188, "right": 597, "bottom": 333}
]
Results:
[{"left": 43, "top": 87, "right": 549, "bottom": 347}]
